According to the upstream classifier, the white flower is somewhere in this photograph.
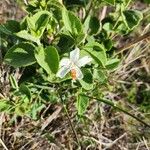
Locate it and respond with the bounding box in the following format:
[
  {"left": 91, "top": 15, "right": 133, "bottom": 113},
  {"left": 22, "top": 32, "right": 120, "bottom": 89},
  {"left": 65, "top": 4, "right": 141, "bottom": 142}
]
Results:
[{"left": 56, "top": 48, "right": 92, "bottom": 80}]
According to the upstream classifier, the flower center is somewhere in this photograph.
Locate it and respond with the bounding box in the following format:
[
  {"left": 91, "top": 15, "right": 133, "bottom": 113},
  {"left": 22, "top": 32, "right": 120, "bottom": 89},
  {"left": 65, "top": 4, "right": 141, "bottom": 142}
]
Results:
[{"left": 71, "top": 69, "right": 77, "bottom": 80}]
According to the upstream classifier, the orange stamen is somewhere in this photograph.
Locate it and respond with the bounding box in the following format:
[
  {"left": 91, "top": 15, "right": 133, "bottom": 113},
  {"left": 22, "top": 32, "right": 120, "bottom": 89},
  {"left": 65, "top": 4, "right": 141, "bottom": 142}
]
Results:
[{"left": 71, "top": 69, "right": 77, "bottom": 80}]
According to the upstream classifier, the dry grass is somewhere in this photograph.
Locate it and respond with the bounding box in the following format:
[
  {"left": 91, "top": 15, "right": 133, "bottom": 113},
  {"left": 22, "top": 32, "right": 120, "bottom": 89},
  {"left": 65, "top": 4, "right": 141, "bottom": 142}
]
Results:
[{"left": 0, "top": 0, "right": 150, "bottom": 150}]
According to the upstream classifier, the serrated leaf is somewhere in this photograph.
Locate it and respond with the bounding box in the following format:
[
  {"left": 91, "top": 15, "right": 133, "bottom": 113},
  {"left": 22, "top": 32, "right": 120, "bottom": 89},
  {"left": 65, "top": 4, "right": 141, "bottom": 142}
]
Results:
[
  {"left": 35, "top": 46, "right": 59, "bottom": 75},
  {"left": 122, "top": 10, "right": 143, "bottom": 30},
  {"left": 4, "top": 42, "right": 36, "bottom": 67},
  {"left": 76, "top": 94, "right": 89, "bottom": 116}
]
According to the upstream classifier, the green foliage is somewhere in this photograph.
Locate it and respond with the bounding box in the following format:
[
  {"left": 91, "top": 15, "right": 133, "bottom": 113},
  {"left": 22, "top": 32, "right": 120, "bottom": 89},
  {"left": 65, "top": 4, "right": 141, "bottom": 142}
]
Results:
[
  {"left": 0, "top": 20, "right": 20, "bottom": 35},
  {"left": 4, "top": 42, "right": 36, "bottom": 67},
  {"left": 0, "top": 100, "right": 11, "bottom": 112},
  {"left": 83, "top": 42, "right": 107, "bottom": 66},
  {"left": 84, "top": 16, "right": 101, "bottom": 35},
  {"left": 27, "top": 10, "right": 50, "bottom": 38},
  {"left": 16, "top": 30, "right": 40, "bottom": 44},
  {"left": 122, "top": 10, "right": 143, "bottom": 30},
  {"left": 62, "top": 8, "right": 83, "bottom": 35},
  {"left": 79, "top": 69, "right": 93, "bottom": 90},
  {"left": 77, "top": 94, "right": 89, "bottom": 116},
  {"left": 105, "top": 58, "right": 120, "bottom": 70},
  {"left": 103, "top": 0, "right": 115, "bottom": 5},
  {"left": 9, "top": 75, "right": 19, "bottom": 90},
  {"left": 0, "top": 0, "right": 148, "bottom": 127},
  {"left": 35, "top": 46, "right": 59, "bottom": 75}
]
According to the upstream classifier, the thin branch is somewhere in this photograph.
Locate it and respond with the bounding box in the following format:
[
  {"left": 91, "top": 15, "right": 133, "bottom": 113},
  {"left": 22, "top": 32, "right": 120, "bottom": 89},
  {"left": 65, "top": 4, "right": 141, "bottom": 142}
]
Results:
[
  {"left": 103, "top": 133, "right": 127, "bottom": 150},
  {"left": 23, "top": 0, "right": 28, "bottom": 5},
  {"left": 100, "top": 6, "right": 107, "bottom": 21},
  {"left": 116, "top": 31, "right": 150, "bottom": 55},
  {"left": 63, "top": 104, "right": 81, "bottom": 148},
  {"left": 80, "top": 94, "right": 150, "bottom": 128},
  {"left": 0, "top": 138, "right": 8, "bottom": 150}
]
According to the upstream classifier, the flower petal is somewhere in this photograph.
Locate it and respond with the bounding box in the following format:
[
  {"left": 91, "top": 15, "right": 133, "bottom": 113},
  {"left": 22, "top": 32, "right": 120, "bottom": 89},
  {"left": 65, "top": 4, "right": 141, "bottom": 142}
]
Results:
[
  {"left": 60, "top": 58, "right": 71, "bottom": 67},
  {"left": 77, "top": 56, "right": 92, "bottom": 67},
  {"left": 70, "top": 48, "right": 80, "bottom": 63},
  {"left": 75, "top": 66, "right": 83, "bottom": 80},
  {"left": 56, "top": 66, "right": 71, "bottom": 78}
]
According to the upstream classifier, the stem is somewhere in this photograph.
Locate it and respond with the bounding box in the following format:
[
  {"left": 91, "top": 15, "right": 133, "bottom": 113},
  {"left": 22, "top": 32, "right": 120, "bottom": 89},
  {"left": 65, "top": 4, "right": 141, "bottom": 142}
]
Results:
[
  {"left": 116, "top": 31, "right": 150, "bottom": 55},
  {"left": 80, "top": 94, "right": 150, "bottom": 128},
  {"left": 63, "top": 104, "right": 81, "bottom": 148}
]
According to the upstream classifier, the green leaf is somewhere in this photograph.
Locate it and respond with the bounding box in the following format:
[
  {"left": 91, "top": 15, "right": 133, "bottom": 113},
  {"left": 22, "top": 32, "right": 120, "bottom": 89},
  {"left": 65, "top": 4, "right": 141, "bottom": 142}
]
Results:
[
  {"left": 89, "top": 17, "right": 101, "bottom": 35},
  {"left": 57, "top": 33, "right": 75, "bottom": 52},
  {"left": 144, "top": 0, "right": 150, "bottom": 3},
  {"left": 122, "top": 10, "right": 143, "bottom": 30},
  {"left": 62, "top": 8, "right": 83, "bottom": 35},
  {"left": 76, "top": 94, "right": 89, "bottom": 116},
  {"left": 84, "top": 42, "right": 107, "bottom": 66},
  {"left": 0, "top": 100, "right": 11, "bottom": 112},
  {"left": 105, "top": 58, "right": 120, "bottom": 70},
  {"left": 19, "top": 84, "right": 31, "bottom": 100},
  {"left": 30, "top": 102, "right": 45, "bottom": 120},
  {"left": 0, "top": 20, "right": 20, "bottom": 35},
  {"left": 103, "top": 0, "right": 115, "bottom": 5},
  {"left": 27, "top": 11, "right": 50, "bottom": 37},
  {"left": 4, "top": 43, "right": 36, "bottom": 67},
  {"left": 9, "top": 75, "right": 18, "bottom": 90},
  {"left": 16, "top": 30, "right": 40, "bottom": 44},
  {"left": 35, "top": 46, "right": 59, "bottom": 75},
  {"left": 79, "top": 69, "right": 93, "bottom": 90},
  {"left": 103, "top": 23, "right": 113, "bottom": 32},
  {"left": 93, "top": 69, "right": 107, "bottom": 83},
  {"left": 104, "top": 39, "right": 113, "bottom": 51},
  {"left": 15, "top": 105, "right": 27, "bottom": 116},
  {"left": 0, "top": 24, "right": 12, "bottom": 35},
  {"left": 76, "top": 33, "right": 86, "bottom": 44},
  {"left": 84, "top": 15, "right": 101, "bottom": 35}
]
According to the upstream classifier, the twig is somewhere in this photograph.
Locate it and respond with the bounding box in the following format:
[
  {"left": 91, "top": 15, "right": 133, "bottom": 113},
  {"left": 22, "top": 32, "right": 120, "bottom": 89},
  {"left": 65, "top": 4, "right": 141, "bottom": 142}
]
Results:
[
  {"left": 23, "top": 0, "right": 28, "bottom": 5},
  {"left": 0, "top": 138, "right": 8, "bottom": 150},
  {"left": 0, "top": 113, "right": 4, "bottom": 137},
  {"left": 103, "top": 133, "right": 127, "bottom": 150},
  {"left": 142, "top": 137, "right": 150, "bottom": 150},
  {"left": 100, "top": 6, "right": 107, "bottom": 21},
  {"left": 116, "top": 31, "right": 150, "bottom": 55},
  {"left": 41, "top": 106, "right": 62, "bottom": 131},
  {"left": 80, "top": 94, "right": 150, "bottom": 128},
  {"left": 63, "top": 104, "right": 81, "bottom": 148}
]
